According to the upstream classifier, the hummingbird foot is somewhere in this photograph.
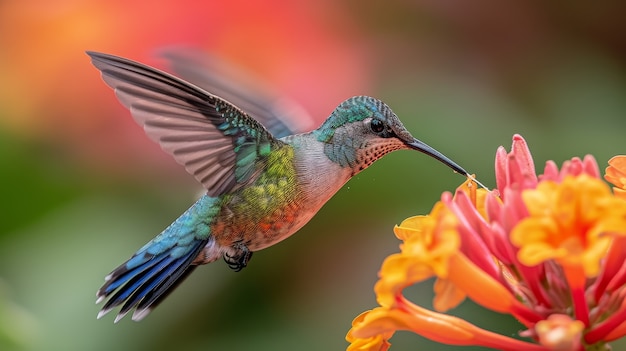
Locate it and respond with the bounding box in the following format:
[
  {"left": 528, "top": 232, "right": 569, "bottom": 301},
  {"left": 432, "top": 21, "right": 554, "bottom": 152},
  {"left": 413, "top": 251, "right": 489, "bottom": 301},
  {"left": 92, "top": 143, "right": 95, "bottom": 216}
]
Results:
[{"left": 224, "top": 242, "right": 253, "bottom": 272}]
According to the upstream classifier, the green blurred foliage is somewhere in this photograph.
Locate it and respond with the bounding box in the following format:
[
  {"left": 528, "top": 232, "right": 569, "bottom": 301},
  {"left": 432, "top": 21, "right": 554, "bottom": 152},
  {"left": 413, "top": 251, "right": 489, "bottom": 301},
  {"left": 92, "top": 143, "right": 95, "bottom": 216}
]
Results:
[{"left": 2, "top": 1, "right": 626, "bottom": 351}]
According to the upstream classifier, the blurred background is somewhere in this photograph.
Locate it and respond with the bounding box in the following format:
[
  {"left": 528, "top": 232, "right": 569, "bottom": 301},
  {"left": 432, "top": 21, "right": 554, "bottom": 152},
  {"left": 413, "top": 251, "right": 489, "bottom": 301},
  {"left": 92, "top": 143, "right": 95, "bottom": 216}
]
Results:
[{"left": 1, "top": 1, "right": 626, "bottom": 350}]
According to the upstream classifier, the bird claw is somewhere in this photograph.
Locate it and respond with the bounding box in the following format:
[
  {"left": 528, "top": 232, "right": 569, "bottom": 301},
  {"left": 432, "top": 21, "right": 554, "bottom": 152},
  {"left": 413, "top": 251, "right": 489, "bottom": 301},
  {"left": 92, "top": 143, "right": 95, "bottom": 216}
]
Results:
[{"left": 224, "top": 242, "right": 253, "bottom": 272}]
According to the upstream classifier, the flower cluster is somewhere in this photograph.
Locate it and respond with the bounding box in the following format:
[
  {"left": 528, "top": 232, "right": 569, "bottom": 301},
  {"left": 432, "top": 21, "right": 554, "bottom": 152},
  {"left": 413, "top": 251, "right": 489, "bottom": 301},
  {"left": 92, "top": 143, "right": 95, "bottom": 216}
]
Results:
[{"left": 347, "top": 134, "right": 626, "bottom": 351}]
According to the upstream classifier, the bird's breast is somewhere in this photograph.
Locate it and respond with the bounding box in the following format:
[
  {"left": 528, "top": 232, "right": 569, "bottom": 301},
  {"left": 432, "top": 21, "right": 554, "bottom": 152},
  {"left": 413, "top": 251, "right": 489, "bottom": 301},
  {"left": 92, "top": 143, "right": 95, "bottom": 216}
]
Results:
[
  {"left": 210, "top": 146, "right": 312, "bottom": 251},
  {"left": 209, "top": 139, "right": 354, "bottom": 252},
  {"left": 211, "top": 186, "right": 308, "bottom": 251}
]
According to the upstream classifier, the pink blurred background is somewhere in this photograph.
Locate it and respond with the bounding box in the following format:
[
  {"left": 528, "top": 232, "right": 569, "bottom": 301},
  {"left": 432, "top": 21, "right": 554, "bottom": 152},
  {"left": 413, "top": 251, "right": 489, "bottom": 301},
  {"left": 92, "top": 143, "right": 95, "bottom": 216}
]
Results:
[{"left": 0, "top": 1, "right": 373, "bottom": 178}]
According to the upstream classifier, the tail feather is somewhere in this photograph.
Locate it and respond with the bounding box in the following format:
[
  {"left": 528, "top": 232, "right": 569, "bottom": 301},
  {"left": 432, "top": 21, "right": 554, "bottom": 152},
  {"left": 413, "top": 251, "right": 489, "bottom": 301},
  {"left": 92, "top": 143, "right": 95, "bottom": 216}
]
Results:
[
  {"left": 100, "top": 254, "right": 173, "bottom": 319},
  {"left": 132, "top": 265, "right": 199, "bottom": 321},
  {"left": 97, "top": 253, "right": 167, "bottom": 301},
  {"left": 97, "top": 238, "right": 208, "bottom": 322},
  {"left": 118, "top": 254, "right": 198, "bottom": 321}
]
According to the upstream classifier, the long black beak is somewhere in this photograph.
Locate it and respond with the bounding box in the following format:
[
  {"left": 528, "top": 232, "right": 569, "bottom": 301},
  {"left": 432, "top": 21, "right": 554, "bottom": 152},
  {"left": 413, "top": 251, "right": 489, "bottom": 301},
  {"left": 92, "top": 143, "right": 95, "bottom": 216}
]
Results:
[{"left": 407, "top": 139, "right": 468, "bottom": 175}]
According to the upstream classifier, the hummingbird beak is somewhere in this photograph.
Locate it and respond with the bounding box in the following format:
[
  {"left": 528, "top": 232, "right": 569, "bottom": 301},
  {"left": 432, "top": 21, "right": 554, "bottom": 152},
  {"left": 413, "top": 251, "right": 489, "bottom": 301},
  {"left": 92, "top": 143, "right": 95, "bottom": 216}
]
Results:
[{"left": 406, "top": 139, "right": 468, "bottom": 176}]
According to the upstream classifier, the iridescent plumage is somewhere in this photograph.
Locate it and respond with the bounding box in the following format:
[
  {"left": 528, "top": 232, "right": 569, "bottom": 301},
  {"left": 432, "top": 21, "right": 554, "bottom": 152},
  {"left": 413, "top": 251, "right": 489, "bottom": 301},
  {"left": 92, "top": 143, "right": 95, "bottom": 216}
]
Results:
[{"left": 88, "top": 51, "right": 470, "bottom": 322}]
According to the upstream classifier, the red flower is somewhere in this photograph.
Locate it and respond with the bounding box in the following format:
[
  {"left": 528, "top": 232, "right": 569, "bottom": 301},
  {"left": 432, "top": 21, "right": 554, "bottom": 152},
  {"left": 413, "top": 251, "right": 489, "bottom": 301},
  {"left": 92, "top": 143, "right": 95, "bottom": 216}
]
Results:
[{"left": 348, "top": 134, "right": 626, "bottom": 351}]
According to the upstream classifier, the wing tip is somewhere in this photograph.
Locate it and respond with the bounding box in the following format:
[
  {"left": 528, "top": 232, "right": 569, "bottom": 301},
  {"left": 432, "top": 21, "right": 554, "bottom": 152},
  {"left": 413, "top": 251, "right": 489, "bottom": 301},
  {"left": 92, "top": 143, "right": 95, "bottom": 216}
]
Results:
[{"left": 85, "top": 50, "right": 108, "bottom": 63}]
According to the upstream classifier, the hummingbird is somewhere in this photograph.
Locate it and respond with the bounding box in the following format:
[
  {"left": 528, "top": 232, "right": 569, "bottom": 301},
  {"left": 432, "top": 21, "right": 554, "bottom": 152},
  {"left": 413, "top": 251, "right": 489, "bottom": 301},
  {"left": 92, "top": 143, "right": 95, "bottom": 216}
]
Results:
[{"left": 87, "top": 50, "right": 472, "bottom": 323}]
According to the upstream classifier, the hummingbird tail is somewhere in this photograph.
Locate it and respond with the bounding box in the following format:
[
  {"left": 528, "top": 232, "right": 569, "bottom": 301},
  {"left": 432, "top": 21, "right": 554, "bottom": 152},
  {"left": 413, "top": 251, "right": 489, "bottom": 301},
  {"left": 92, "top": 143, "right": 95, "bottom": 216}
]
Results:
[{"left": 96, "top": 237, "right": 209, "bottom": 322}]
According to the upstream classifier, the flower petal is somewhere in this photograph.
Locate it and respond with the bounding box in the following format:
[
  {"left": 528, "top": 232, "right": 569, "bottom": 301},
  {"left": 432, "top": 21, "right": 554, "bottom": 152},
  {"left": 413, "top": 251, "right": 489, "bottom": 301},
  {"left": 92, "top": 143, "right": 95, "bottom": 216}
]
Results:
[
  {"left": 347, "top": 310, "right": 394, "bottom": 351},
  {"left": 535, "top": 314, "right": 584, "bottom": 351}
]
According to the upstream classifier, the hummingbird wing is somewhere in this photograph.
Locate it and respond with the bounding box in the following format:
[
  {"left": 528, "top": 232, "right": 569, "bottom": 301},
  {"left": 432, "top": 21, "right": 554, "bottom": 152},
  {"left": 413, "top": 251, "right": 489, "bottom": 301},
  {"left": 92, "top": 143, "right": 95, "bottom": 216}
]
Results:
[
  {"left": 159, "top": 48, "right": 315, "bottom": 138},
  {"left": 88, "top": 51, "right": 283, "bottom": 196}
]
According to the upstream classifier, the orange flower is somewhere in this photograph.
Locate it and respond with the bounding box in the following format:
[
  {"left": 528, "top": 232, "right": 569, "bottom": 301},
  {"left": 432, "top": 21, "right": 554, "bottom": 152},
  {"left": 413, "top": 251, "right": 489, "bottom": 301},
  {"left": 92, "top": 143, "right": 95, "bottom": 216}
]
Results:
[
  {"left": 534, "top": 314, "right": 585, "bottom": 351},
  {"left": 374, "top": 203, "right": 461, "bottom": 309},
  {"left": 348, "top": 134, "right": 626, "bottom": 351},
  {"left": 348, "top": 296, "right": 549, "bottom": 351},
  {"left": 512, "top": 175, "right": 626, "bottom": 277},
  {"left": 605, "top": 155, "right": 626, "bottom": 200},
  {"left": 347, "top": 310, "right": 392, "bottom": 351}
]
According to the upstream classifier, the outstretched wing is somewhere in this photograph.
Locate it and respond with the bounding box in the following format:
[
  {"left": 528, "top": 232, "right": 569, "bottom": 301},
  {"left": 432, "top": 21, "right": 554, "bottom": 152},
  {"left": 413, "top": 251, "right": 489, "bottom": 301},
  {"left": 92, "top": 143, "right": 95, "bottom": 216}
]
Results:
[
  {"left": 88, "top": 51, "right": 282, "bottom": 196},
  {"left": 160, "top": 48, "right": 315, "bottom": 138}
]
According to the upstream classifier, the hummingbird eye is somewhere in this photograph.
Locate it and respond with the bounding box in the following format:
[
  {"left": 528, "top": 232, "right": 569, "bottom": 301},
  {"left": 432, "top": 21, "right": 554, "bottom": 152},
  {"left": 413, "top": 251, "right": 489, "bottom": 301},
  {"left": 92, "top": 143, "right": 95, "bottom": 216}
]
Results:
[{"left": 370, "top": 119, "right": 385, "bottom": 133}]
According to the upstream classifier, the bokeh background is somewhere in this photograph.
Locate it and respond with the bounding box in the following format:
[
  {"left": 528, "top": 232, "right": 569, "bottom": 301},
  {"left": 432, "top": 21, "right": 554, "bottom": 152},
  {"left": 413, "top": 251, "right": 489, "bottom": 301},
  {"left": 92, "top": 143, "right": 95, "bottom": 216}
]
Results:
[{"left": 1, "top": 1, "right": 626, "bottom": 350}]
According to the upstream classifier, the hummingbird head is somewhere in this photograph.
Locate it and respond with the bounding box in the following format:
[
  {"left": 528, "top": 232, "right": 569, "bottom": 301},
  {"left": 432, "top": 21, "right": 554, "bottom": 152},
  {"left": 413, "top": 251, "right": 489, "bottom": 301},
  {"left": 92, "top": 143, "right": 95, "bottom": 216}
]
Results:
[{"left": 315, "top": 96, "right": 467, "bottom": 176}]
